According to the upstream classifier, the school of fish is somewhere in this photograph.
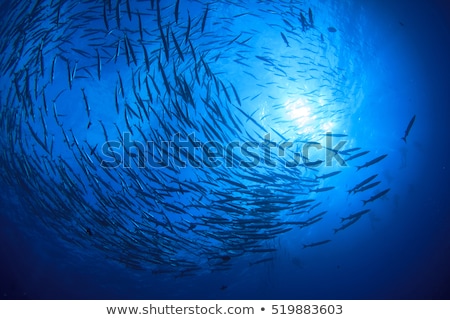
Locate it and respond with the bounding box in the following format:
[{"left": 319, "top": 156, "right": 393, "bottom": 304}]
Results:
[{"left": 0, "top": 0, "right": 408, "bottom": 276}]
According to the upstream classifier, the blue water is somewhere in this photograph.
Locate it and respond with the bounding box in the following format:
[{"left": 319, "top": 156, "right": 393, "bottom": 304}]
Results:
[{"left": 1, "top": 0, "right": 450, "bottom": 299}]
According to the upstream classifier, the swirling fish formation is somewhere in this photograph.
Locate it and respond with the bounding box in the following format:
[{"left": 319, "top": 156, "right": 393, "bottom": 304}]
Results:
[{"left": 0, "top": 0, "right": 389, "bottom": 276}]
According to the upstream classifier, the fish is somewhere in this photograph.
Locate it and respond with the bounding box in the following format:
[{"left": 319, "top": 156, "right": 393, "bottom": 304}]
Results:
[
  {"left": 345, "top": 150, "right": 370, "bottom": 162},
  {"left": 356, "top": 154, "right": 387, "bottom": 171},
  {"left": 158, "top": 58, "right": 171, "bottom": 95},
  {"left": 117, "top": 71, "right": 125, "bottom": 98},
  {"left": 144, "top": 77, "right": 153, "bottom": 104},
  {"left": 124, "top": 33, "right": 137, "bottom": 65},
  {"left": 401, "top": 115, "right": 416, "bottom": 143},
  {"left": 66, "top": 60, "right": 73, "bottom": 90},
  {"left": 347, "top": 174, "right": 378, "bottom": 194},
  {"left": 115, "top": 0, "right": 121, "bottom": 29},
  {"left": 308, "top": 8, "right": 314, "bottom": 27},
  {"left": 362, "top": 188, "right": 391, "bottom": 206},
  {"left": 328, "top": 26, "right": 337, "bottom": 32},
  {"left": 282, "top": 19, "right": 295, "bottom": 30},
  {"left": 315, "top": 171, "right": 341, "bottom": 179},
  {"left": 299, "top": 217, "right": 322, "bottom": 229},
  {"left": 174, "top": 0, "right": 180, "bottom": 24},
  {"left": 81, "top": 88, "right": 90, "bottom": 119},
  {"left": 321, "top": 133, "right": 347, "bottom": 137},
  {"left": 38, "top": 41, "right": 44, "bottom": 78},
  {"left": 334, "top": 216, "right": 361, "bottom": 233},
  {"left": 114, "top": 39, "right": 121, "bottom": 64},
  {"left": 96, "top": 49, "right": 101, "bottom": 81},
  {"left": 142, "top": 43, "right": 150, "bottom": 71},
  {"left": 340, "top": 209, "right": 371, "bottom": 222},
  {"left": 309, "top": 186, "right": 335, "bottom": 193},
  {"left": 125, "top": 0, "right": 131, "bottom": 21},
  {"left": 353, "top": 181, "right": 381, "bottom": 194},
  {"left": 229, "top": 82, "right": 241, "bottom": 106},
  {"left": 50, "top": 56, "right": 57, "bottom": 84},
  {"left": 161, "top": 29, "right": 170, "bottom": 62},
  {"left": 249, "top": 257, "right": 274, "bottom": 266},
  {"left": 137, "top": 11, "right": 143, "bottom": 41},
  {"left": 280, "top": 32, "right": 290, "bottom": 47},
  {"left": 303, "top": 239, "right": 331, "bottom": 249},
  {"left": 339, "top": 147, "right": 362, "bottom": 156},
  {"left": 171, "top": 30, "right": 184, "bottom": 62},
  {"left": 299, "top": 12, "right": 307, "bottom": 31},
  {"left": 201, "top": 4, "right": 209, "bottom": 33}
]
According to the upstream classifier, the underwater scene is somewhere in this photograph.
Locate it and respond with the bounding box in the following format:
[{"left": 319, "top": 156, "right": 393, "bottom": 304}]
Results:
[{"left": 1, "top": 0, "right": 450, "bottom": 299}]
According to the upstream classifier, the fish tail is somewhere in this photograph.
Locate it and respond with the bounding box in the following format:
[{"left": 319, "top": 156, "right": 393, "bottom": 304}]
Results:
[
  {"left": 401, "top": 137, "right": 407, "bottom": 143},
  {"left": 362, "top": 200, "right": 367, "bottom": 206}
]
